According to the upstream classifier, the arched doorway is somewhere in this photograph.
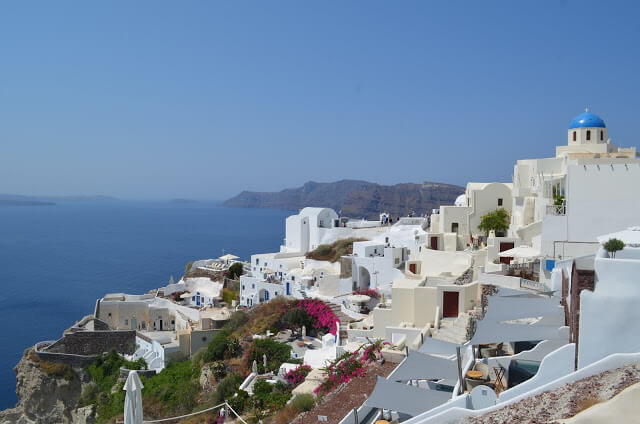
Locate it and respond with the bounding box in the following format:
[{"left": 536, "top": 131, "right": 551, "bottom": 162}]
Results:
[
  {"left": 358, "top": 266, "right": 371, "bottom": 291},
  {"left": 258, "top": 289, "right": 270, "bottom": 303}
]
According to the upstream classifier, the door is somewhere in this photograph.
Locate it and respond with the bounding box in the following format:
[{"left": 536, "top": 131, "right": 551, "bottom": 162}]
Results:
[
  {"left": 430, "top": 236, "right": 438, "bottom": 250},
  {"left": 286, "top": 282, "right": 290, "bottom": 296},
  {"left": 131, "top": 318, "right": 137, "bottom": 330},
  {"left": 500, "top": 242, "right": 515, "bottom": 265},
  {"left": 443, "top": 291, "right": 459, "bottom": 318},
  {"left": 159, "top": 319, "right": 163, "bottom": 331},
  {"left": 409, "top": 263, "right": 417, "bottom": 274}
]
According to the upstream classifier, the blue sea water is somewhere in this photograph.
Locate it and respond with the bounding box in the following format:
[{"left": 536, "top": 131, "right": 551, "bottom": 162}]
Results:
[{"left": 0, "top": 202, "right": 291, "bottom": 410}]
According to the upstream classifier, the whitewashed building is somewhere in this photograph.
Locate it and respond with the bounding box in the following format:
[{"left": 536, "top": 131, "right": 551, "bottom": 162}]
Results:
[{"left": 509, "top": 110, "right": 639, "bottom": 279}]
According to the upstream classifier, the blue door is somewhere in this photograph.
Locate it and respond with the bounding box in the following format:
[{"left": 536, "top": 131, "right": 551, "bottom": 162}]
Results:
[
  {"left": 286, "top": 283, "right": 290, "bottom": 296},
  {"left": 264, "top": 290, "right": 270, "bottom": 301}
]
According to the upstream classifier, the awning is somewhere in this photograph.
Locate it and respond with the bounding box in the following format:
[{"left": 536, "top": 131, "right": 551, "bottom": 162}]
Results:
[
  {"left": 180, "top": 292, "right": 192, "bottom": 299},
  {"left": 390, "top": 351, "right": 458, "bottom": 381},
  {"left": 597, "top": 226, "right": 640, "bottom": 247},
  {"left": 499, "top": 246, "right": 540, "bottom": 259},
  {"left": 418, "top": 337, "right": 460, "bottom": 356},
  {"left": 365, "top": 377, "right": 452, "bottom": 416},
  {"left": 219, "top": 254, "right": 240, "bottom": 261}
]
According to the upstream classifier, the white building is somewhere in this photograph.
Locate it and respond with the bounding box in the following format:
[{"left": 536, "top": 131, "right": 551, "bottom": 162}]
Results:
[
  {"left": 351, "top": 240, "right": 407, "bottom": 293},
  {"left": 281, "top": 207, "right": 387, "bottom": 254},
  {"left": 428, "top": 182, "right": 512, "bottom": 251},
  {"left": 510, "top": 110, "right": 639, "bottom": 278}
]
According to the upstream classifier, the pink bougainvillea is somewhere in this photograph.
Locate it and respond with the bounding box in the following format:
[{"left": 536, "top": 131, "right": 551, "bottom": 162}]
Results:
[
  {"left": 284, "top": 364, "right": 312, "bottom": 386},
  {"left": 292, "top": 299, "right": 340, "bottom": 335},
  {"left": 352, "top": 289, "right": 380, "bottom": 299},
  {"left": 314, "top": 340, "right": 385, "bottom": 395}
]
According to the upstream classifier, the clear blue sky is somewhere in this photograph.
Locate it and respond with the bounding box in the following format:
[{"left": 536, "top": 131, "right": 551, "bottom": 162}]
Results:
[{"left": 2, "top": 1, "right": 639, "bottom": 200}]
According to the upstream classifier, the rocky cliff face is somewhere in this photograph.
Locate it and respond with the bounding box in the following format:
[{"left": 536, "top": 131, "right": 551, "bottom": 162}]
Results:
[
  {"left": 223, "top": 179, "right": 464, "bottom": 219},
  {"left": 0, "top": 350, "right": 94, "bottom": 424}
]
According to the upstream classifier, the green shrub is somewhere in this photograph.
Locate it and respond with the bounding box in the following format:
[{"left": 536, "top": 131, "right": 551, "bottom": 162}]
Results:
[
  {"left": 226, "top": 262, "right": 244, "bottom": 280},
  {"left": 142, "top": 360, "right": 201, "bottom": 414},
  {"left": 203, "top": 329, "right": 240, "bottom": 362},
  {"left": 222, "top": 288, "right": 238, "bottom": 305},
  {"left": 292, "top": 393, "right": 316, "bottom": 412},
  {"left": 252, "top": 379, "right": 272, "bottom": 397},
  {"left": 211, "top": 361, "right": 227, "bottom": 380},
  {"left": 246, "top": 338, "right": 291, "bottom": 374},
  {"left": 227, "top": 389, "right": 250, "bottom": 414},
  {"left": 213, "top": 373, "right": 244, "bottom": 405},
  {"left": 604, "top": 238, "right": 625, "bottom": 258}
]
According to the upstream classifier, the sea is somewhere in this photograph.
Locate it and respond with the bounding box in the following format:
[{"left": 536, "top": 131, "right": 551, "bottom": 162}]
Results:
[{"left": 0, "top": 201, "right": 291, "bottom": 410}]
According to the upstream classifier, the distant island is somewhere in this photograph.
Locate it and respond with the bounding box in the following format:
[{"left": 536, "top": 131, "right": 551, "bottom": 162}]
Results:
[
  {"left": 223, "top": 179, "right": 464, "bottom": 219},
  {"left": 0, "top": 199, "right": 55, "bottom": 207},
  {"left": 0, "top": 194, "right": 118, "bottom": 207}
]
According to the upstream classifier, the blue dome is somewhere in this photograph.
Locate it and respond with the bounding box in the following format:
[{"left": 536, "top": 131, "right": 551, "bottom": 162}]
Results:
[{"left": 569, "top": 112, "right": 606, "bottom": 129}]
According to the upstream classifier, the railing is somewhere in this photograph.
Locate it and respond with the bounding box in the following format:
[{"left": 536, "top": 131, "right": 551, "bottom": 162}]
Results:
[
  {"left": 546, "top": 203, "right": 566, "bottom": 216},
  {"left": 520, "top": 278, "right": 547, "bottom": 292}
]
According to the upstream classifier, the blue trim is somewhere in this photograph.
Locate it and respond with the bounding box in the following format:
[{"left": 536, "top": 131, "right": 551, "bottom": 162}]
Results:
[{"left": 545, "top": 259, "right": 556, "bottom": 271}]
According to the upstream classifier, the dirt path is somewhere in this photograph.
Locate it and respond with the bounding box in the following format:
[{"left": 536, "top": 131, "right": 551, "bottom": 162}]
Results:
[{"left": 292, "top": 361, "right": 397, "bottom": 424}]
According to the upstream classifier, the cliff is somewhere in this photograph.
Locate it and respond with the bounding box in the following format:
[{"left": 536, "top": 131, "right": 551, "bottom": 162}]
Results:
[
  {"left": 0, "top": 349, "right": 94, "bottom": 424},
  {"left": 223, "top": 180, "right": 464, "bottom": 219}
]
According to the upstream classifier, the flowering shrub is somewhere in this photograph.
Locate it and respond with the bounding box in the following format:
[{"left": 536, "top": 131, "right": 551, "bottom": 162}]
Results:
[
  {"left": 292, "top": 299, "right": 339, "bottom": 335},
  {"left": 314, "top": 340, "right": 385, "bottom": 396},
  {"left": 283, "top": 364, "right": 312, "bottom": 386},
  {"left": 352, "top": 289, "right": 380, "bottom": 299}
]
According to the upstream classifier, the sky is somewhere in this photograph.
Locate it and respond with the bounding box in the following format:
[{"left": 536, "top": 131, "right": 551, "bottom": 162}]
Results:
[{"left": 1, "top": 1, "right": 640, "bottom": 200}]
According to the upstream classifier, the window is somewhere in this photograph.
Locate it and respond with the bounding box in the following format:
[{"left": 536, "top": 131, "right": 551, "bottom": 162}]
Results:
[
  {"left": 192, "top": 296, "right": 195, "bottom": 301},
  {"left": 124, "top": 319, "right": 128, "bottom": 326},
  {"left": 498, "top": 198, "right": 503, "bottom": 206},
  {"left": 600, "top": 130, "right": 604, "bottom": 141},
  {"left": 242, "top": 285, "right": 245, "bottom": 290},
  {"left": 141, "top": 321, "right": 146, "bottom": 329},
  {"left": 252, "top": 284, "right": 255, "bottom": 289},
  {"left": 171, "top": 320, "right": 175, "bottom": 325},
  {"left": 573, "top": 131, "right": 576, "bottom": 141},
  {"left": 451, "top": 222, "right": 459, "bottom": 233},
  {"left": 256, "top": 258, "right": 259, "bottom": 265},
  {"left": 275, "top": 291, "right": 278, "bottom": 296},
  {"left": 108, "top": 313, "right": 112, "bottom": 317},
  {"left": 202, "top": 337, "right": 207, "bottom": 342},
  {"left": 586, "top": 130, "right": 591, "bottom": 141}
]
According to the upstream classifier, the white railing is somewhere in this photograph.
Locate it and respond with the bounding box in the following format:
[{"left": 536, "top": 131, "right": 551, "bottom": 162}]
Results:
[{"left": 546, "top": 203, "right": 566, "bottom": 216}]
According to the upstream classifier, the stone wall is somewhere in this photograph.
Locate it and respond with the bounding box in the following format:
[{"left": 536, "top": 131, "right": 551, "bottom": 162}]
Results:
[{"left": 45, "top": 330, "right": 136, "bottom": 356}]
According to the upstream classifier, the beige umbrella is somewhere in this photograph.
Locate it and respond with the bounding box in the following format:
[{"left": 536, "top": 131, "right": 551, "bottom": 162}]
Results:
[{"left": 123, "top": 370, "right": 144, "bottom": 424}]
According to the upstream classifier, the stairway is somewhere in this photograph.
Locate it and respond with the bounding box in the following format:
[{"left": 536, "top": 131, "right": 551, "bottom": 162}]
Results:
[
  {"left": 432, "top": 311, "right": 474, "bottom": 345},
  {"left": 329, "top": 304, "right": 352, "bottom": 342}
]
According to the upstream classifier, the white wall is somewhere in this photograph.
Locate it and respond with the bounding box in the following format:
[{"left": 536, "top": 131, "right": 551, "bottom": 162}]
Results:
[{"left": 579, "top": 253, "right": 640, "bottom": 368}]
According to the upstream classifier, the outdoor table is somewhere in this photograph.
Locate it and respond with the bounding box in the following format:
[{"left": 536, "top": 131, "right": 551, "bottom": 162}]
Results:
[{"left": 466, "top": 370, "right": 483, "bottom": 379}]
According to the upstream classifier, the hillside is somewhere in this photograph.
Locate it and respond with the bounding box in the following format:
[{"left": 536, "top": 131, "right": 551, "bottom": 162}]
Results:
[{"left": 223, "top": 180, "right": 464, "bottom": 219}]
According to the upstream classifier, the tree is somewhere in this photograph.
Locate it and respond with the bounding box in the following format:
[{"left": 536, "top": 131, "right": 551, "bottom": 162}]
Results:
[
  {"left": 184, "top": 261, "right": 194, "bottom": 275},
  {"left": 227, "top": 262, "right": 244, "bottom": 280},
  {"left": 477, "top": 208, "right": 510, "bottom": 236},
  {"left": 603, "top": 238, "right": 625, "bottom": 258},
  {"left": 281, "top": 308, "right": 314, "bottom": 337}
]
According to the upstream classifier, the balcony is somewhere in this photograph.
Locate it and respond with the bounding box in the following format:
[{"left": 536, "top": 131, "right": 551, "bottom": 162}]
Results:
[{"left": 546, "top": 203, "right": 566, "bottom": 216}]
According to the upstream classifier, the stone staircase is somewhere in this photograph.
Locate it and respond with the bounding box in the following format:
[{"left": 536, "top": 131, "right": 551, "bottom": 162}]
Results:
[
  {"left": 431, "top": 310, "right": 477, "bottom": 345},
  {"left": 329, "top": 304, "right": 352, "bottom": 342}
]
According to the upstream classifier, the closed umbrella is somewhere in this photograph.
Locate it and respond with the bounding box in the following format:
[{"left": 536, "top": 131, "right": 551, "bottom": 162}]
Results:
[{"left": 124, "top": 370, "right": 144, "bottom": 424}]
